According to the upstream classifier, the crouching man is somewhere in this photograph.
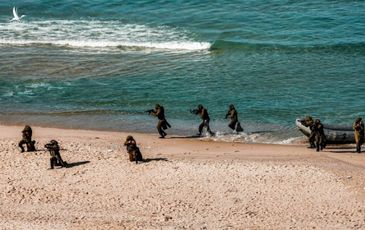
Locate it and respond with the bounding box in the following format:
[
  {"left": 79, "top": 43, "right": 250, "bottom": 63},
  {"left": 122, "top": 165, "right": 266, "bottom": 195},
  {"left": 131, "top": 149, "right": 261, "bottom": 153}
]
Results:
[
  {"left": 124, "top": 136, "right": 143, "bottom": 164},
  {"left": 18, "top": 125, "right": 36, "bottom": 152},
  {"left": 45, "top": 140, "right": 68, "bottom": 169}
]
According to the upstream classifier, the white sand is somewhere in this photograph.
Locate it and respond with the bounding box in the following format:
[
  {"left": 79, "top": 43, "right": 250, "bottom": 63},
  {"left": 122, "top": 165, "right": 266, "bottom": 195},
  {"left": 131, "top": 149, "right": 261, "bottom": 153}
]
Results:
[{"left": 0, "top": 125, "right": 364, "bottom": 229}]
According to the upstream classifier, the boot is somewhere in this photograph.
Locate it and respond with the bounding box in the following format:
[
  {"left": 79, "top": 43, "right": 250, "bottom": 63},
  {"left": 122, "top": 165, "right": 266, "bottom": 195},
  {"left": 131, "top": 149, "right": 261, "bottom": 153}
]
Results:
[{"left": 28, "top": 141, "right": 36, "bottom": 152}]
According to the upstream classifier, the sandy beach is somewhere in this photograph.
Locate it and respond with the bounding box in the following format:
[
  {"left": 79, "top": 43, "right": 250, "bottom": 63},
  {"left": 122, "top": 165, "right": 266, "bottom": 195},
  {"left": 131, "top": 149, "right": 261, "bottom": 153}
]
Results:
[{"left": 0, "top": 124, "right": 364, "bottom": 229}]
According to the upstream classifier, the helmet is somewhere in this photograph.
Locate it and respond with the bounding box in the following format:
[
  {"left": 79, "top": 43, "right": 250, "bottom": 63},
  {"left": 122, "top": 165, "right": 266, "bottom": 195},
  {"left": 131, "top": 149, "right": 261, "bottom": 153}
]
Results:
[
  {"left": 305, "top": 116, "right": 313, "bottom": 121},
  {"left": 50, "top": 140, "right": 58, "bottom": 145},
  {"left": 126, "top": 135, "right": 134, "bottom": 141},
  {"left": 23, "top": 125, "right": 32, "bottom": 132}
]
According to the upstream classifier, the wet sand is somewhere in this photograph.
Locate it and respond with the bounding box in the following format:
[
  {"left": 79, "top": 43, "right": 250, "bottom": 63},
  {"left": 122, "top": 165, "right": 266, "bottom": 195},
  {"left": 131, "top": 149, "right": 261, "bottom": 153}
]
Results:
[{"left": 0, "top": 125, "right": 364, "bottom": 229}]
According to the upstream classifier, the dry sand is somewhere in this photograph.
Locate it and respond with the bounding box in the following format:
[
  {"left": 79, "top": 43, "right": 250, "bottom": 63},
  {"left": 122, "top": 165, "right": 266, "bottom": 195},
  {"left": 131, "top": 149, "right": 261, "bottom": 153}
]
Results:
[{"left": 0, "top": 125, "right": 364, "bottom": 229}]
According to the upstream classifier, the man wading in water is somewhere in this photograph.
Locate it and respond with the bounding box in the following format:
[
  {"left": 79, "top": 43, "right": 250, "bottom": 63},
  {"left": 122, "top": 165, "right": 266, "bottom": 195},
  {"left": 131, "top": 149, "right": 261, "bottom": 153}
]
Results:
[
  {"left": 147, "top": 104, "right": 171, "bottom": 138},
  {"left": 225, "top": 104, "right": 243, "bottom": 133},
  {"left": 191, "top": 104, "right": 214, "bottom": 136}
]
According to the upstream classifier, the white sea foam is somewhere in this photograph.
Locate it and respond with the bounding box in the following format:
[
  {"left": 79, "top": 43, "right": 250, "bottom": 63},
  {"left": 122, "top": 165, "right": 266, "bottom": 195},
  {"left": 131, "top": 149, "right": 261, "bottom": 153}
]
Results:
[
  {"left": 208, "top": 131, "right": 301, "bottom": 145},
  {"left": 17, "top": 89, "right": 34, "bottom": 96},
  {"left": 28, "top": 82, "right": 51, "bottom": 88},
  {"left": 0, "top": 39, "right": 210, "bottom": 50},
  {"left": 272, "top": 137, "right": 304, "bottom": 145},
  {"left": 3, "top": 91, "right": 14, "bottom": 97},
  {"left": 0, "top": 20, "right": 211, "bottom": 51}
]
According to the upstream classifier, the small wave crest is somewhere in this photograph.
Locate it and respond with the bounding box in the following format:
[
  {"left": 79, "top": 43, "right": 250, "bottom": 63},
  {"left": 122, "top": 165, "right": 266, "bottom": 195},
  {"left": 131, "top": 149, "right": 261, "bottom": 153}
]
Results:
[
  {"left": 0, "top": 20, "right": 211, "bottom": 51},
  {"left": 210, "top": 39, "right": 365, "bottom": 53},
  {"left": 28, "top": 82, "right": 52, "bottom": 88}
]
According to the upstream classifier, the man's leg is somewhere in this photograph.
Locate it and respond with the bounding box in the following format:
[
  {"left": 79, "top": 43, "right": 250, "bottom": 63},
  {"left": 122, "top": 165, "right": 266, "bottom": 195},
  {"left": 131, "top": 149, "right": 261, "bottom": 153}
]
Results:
[
  {"left": 315, "top": 135, "right": 320, "bottom": 152},
  {"left": 135, "top": 147, "right": 143, "bottom": 162},
  {"left": 56, "top": 154, "right": 67, "bottom": 167},
  {"left": 228, "top": 121, "right": 236, "bottom": 130},
  {"left": 205, "top": 120, "right": 214, "bottom": 136},
  {"left": 235, "top": 122, "right": 244, "bottom": 132},
  {"left": 50, "top": 157, "right": 57, "bottom": 169},
  {"left": 198, "top": 122, "right": 204, "bottom": 136},
  {"left": 157, "top": 121, "right": 166, "bottom": 138},
  {"left": 308, "top": 133, "right": 316, "bottom": 148},
  {"left": 26, "top": 140, "right": 36, "bottom": 152},
  {"left": 18, "top": 140, "right": 26, "bottom": 152},
  {"left": 128, "top": 152, "right": 135, "bottom": 162}
]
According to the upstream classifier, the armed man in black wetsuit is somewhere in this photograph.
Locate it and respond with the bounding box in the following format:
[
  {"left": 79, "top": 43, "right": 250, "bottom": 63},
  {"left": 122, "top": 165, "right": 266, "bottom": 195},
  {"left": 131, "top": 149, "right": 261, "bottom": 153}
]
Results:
[
  {"left": 225, "top": 104, "right": 243, "bottom": 132},
  {"left": 191, "top": 104, "right": 214, "bottom": 136},
  {"left": 44, "top": 140, "right": 68, "bottom": 169},
  {"left": 311, "top": 119, "right": 326, "bottom": 152},
  {"left": 301, "top": 116, "right": 315, "bottom": 148},
  {"left": 124, "top": 135, "right": 143, "bottom": 163},
  {"left": 147, "top": 104, "right": 171, "bottom": 138},
  {"left": 18, "top": 125, "right": 36, "bottom": 152}
]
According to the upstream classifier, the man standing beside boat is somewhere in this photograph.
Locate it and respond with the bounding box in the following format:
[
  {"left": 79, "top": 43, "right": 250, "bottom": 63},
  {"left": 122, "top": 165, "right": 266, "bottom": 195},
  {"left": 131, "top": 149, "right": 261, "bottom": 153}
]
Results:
[
  {"left": 303, "top": 116, "right": 316, "bottom": 148},
  {"left": 311, "top": 119, "right": 326, "bottom": 152},
  {"left": 353, "top": 117, "right": 364, "bottom": 153}
]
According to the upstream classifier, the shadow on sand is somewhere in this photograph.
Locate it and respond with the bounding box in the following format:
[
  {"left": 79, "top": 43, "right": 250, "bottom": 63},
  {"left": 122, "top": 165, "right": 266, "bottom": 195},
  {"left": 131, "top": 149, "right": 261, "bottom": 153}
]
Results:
[
  {"left": 31, "top": 148, "right": 68, "bottom": 153},
  {"left": 328, "top": 150, "right": 360, "bottom": 154},
  {"left": 66, "top": 161, "right": 90, "bottom": 168},
  {"left": 325, "top": 145, "right": 354, "bottom": 150},
  {"left": 169, "top": 135, "right": 202, "bottom": 139},
  {"left": 143, "top": 158, "right": 169, "bottom": 163},
  {"left": 324, "top": 145, "right": 359, "bottom": 154}
]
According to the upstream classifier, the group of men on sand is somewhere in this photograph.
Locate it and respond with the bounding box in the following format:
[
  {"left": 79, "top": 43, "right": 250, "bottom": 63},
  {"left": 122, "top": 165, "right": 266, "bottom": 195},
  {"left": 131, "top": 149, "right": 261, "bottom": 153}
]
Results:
[
  {"left": 303, "top": 116, "right": 364, "bottom": 153},
  {"left": 18, "top": 125, "right": 146, "bottom": 166},
  {"left": 147, "top": 104, "right": 243, "bottom": 138},
  {"left": 18, "top": 124, "right": 143, "bottom": 167},
  {"left": 18, "top": 104, "right": 244, "bottom": 167},
  {"left": 18, "top": 125, "right": 68, "bottom": 169}
]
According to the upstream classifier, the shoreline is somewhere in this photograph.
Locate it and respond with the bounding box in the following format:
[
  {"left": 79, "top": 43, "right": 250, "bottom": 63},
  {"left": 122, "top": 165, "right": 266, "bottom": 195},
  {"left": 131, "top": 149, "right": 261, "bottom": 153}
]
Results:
[
  {"left": 1, "top": 124, "right": 365, "bottom": 229},
  {"left": 0, "top": 118, "right": 305, "bottom": 145}
]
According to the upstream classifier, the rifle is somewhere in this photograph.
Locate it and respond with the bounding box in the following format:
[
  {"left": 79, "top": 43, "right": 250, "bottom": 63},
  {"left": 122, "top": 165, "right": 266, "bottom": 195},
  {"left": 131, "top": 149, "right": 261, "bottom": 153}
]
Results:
[
  {"left": 145, "top": 109, "right": 154, "bottom": 115},
  {"left": 190, "top": 109, "right": 199, "bottom": 115}
]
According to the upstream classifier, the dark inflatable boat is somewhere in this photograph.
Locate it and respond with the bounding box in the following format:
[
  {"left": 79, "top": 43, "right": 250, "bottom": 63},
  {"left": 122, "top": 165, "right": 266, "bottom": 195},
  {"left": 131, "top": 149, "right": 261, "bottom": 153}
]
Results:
[{"left": 295, "top": 118, "right": 355, "bottom": 144}]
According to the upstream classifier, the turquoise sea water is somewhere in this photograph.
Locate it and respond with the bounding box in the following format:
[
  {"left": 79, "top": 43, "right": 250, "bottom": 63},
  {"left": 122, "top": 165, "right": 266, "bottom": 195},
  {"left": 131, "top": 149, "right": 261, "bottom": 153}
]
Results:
[{"left": 0, "top": 1, "right": 364, "bottom": 143}]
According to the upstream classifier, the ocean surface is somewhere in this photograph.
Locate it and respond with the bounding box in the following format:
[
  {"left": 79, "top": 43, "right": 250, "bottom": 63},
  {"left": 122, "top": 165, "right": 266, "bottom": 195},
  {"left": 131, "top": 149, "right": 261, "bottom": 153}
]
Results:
[{"left": 0, "top": 0, "right": 364, "bottom": 143}]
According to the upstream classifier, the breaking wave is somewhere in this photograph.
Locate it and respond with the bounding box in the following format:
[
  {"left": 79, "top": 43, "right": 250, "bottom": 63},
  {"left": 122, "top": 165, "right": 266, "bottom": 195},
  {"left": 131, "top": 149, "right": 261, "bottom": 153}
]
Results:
[
  {"left": 0, "top": 39, "right": 210, "bottom": 51},
  {"left": 0, "top": 20, "right": 211, "bottom": 51}
]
